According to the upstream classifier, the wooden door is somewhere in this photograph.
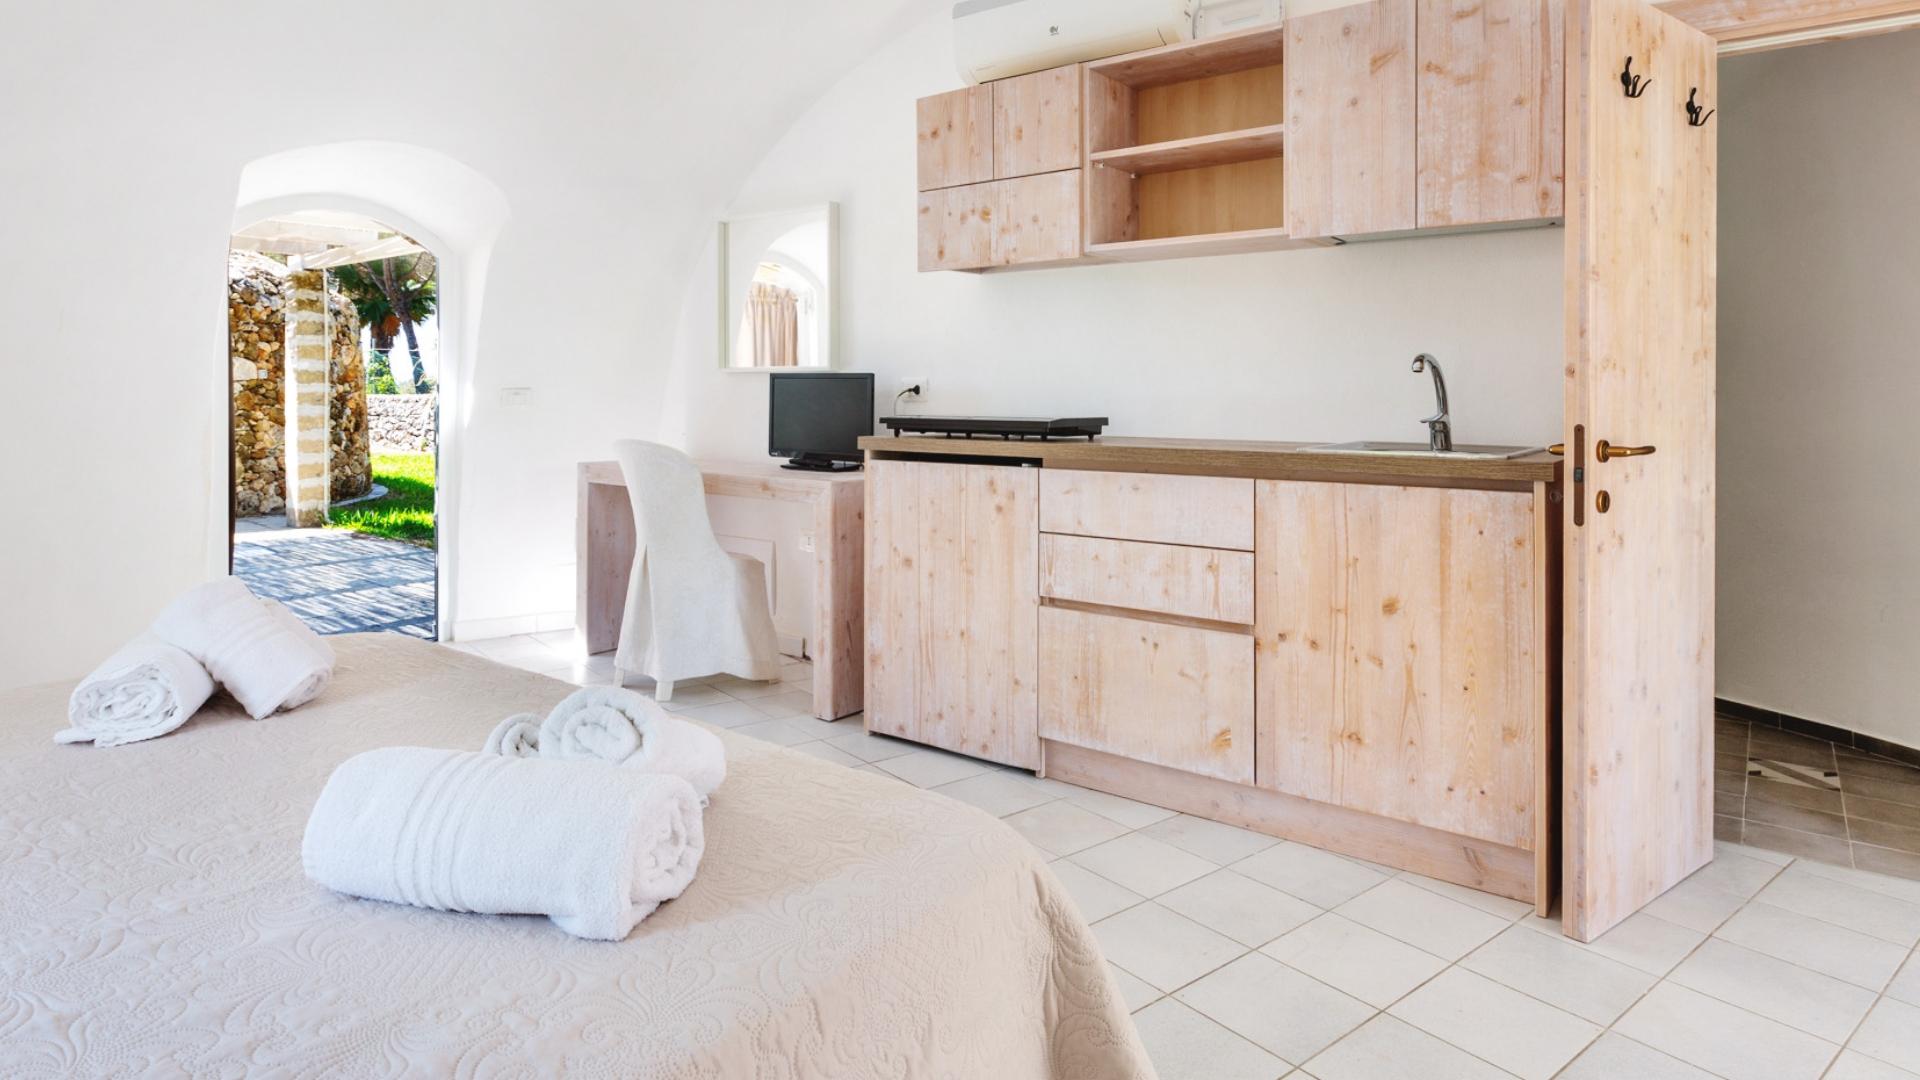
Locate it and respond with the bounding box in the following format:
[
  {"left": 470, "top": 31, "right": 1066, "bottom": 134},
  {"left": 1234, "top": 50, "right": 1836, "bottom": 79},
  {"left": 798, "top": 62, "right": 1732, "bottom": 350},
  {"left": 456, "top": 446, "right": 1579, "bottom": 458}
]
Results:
[
  {"left": 917, "top": 86, "right": 994, "bottom": 191},
  {"left": 995, "top": 171, "right": 1083, "bottom": 266},
  {"left": 1561, "top": 0, "right": 1717, "bottom": 941},
  {"left": 1416, "top": 0, "right": 1565, "bottom": 227},
  {"left": 865, "top": 460, "right": 1041, "bottom": 768},
  {"left": 917, "top": 184, "right": 996, "bottom": 272},
  {"left": 993, "top": 67, "right": 1082, "bottom": 179},
  {"left": 1284, "top": 0, "right": 1417, "bottom": 239}
]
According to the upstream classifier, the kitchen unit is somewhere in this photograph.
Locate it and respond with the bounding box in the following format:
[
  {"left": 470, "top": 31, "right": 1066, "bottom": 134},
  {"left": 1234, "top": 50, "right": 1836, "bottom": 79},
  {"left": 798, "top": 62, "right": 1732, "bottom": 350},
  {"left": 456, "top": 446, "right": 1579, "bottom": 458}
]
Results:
[{"left": 863, "top": 437, "right": 1560, "bottom": 911}]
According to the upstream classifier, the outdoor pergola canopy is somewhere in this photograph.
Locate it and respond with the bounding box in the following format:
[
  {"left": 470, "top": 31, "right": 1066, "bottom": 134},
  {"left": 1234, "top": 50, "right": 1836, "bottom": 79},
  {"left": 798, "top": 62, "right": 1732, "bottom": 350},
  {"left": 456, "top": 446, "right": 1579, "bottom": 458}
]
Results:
[{"left": 231, "top": 209, "right": 426, "bottom": 271}]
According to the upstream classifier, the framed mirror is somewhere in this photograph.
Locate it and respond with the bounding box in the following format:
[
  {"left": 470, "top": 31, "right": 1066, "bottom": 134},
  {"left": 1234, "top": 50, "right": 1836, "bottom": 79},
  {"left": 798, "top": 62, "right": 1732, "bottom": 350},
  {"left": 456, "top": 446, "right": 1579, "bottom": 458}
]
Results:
[{"left": 719, "top": 203, "right": 837, "bottom": 371}]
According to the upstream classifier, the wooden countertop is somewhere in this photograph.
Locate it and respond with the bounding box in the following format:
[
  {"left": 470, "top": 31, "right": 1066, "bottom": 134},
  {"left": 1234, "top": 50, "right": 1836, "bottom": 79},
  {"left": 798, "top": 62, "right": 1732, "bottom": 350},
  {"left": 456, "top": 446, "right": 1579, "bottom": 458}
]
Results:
[{"left": 858, "top": 435, "right": 1562, "bottom": 487}]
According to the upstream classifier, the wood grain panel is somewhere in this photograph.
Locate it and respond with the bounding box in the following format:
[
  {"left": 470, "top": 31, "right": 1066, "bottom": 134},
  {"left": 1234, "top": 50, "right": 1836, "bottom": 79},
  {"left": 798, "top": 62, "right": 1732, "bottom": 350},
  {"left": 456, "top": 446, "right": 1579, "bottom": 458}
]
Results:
[
  {"left": 863, "top": 460, "right": 1040, "bottom": 768},
  {"left": 1040, "top": 469, "right": 1255, "bottom": 550},
  {"left": 1284, "top": 0, "right": 1418, "bottom": 238},
  {"left": 917, "top": 184, "right": 995, "bottom": 272},
  {"left": 994, "top": 67, "right": 1083, "bottom": 179},
  {"left": 1561, "top": 0, "right": 1717, "bottom": 941},
  {"left": 1417, "top": 0, "right": 1565, "bottom": 228},
  {"left": 1136, "top": 65, "right": 1287, "bottom": 143},
  {"left": 917, "top": 86, "right": 994, "bottom": 191},
  {"left": 1654, "top": 0, "right": 1920, "bottom": 43},
  {"left": 1139, "top": 158, "right": 1286, "bottom": 239},
  {"left": 1038, "top": 605, "right": 1256, "bottom": 784},
  {"left": 1253, "top": 480, "right": 1342, "bottom": 803},
  {"left": 1084, "top": 67, "right": 1138, "bottom": 155},
  {"left": 1045, "top": 741, "right": 1539, "bottom": 903},
  {"left": 1420, "top": 0, "right": 1566, "bottom": 228},
  {"left": 1040, "top": 533, "right": 1254, "bottom": 624},
  {"left": 996, "top": 171, "right": 1084, "bottom": 266}
]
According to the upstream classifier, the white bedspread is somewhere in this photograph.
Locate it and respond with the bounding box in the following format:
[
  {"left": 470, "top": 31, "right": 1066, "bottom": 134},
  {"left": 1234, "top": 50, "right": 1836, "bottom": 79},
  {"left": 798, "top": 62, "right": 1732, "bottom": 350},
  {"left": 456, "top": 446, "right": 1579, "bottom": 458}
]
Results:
[{"left": 0, "top": 635, "right": 1152, "bottom": 1079}]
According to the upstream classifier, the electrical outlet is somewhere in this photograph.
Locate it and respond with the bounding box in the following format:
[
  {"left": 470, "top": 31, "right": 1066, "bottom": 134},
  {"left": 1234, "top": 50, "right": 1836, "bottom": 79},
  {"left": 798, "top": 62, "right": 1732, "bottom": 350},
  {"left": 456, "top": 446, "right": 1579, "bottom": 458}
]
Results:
[
  {"left": 897, "top": 376, "right": 928, "bottom": 400},
  {"left": 499, "top": 386, "right": 533, "bottom": 409}
]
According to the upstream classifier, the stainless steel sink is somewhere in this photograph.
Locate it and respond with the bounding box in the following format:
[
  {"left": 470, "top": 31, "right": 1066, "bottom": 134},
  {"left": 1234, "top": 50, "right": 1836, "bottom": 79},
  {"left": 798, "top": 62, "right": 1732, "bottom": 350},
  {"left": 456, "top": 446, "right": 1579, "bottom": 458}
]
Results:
[{"left": 1302, "top": 441, "right": 1543, "bottom": 460}]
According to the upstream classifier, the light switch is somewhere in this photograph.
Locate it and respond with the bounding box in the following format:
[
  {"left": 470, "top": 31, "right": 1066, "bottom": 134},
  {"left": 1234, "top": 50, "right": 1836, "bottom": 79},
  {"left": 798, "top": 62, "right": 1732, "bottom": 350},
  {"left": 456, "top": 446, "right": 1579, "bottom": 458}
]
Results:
[{"left": 499, "top": 386, "right": 533, "bottom": 408}]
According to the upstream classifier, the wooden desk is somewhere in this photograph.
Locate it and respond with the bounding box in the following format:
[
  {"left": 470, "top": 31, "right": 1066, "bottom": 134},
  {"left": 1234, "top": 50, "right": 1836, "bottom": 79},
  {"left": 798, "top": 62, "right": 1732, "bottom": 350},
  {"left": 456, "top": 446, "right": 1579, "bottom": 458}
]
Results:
[{"left": 576, "top": 459, "right": 864, "bottom": 720}]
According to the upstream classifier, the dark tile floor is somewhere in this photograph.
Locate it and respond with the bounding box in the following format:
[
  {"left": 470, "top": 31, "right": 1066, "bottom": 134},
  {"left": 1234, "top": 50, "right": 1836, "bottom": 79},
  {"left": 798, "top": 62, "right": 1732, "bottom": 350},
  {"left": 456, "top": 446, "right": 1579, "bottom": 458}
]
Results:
[
  {"left": 1716, "top": 713, "right": 1920, "bottom": 881},
  {"left": 232, "top": 530, "right": 436, "bottom": 638}
]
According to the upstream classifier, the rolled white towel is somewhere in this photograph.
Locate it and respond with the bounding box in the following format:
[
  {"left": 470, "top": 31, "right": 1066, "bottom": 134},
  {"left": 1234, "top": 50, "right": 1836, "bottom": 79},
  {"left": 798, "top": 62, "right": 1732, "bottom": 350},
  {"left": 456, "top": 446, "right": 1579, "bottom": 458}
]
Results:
[
  {"left": 484, "top": 713, "right": 542, "bottom": 758},
  {"left": 303, "top": 747, "right": 704, "bottom": 941},
  {"left": 152, "top": 577, "right": 334, "bottom": 719},
  {"left": 540, "top": 686, "right": 727, "bottom": 800},
  {"left": 58, "top": 634, "right": 216, "bottom": 747}
]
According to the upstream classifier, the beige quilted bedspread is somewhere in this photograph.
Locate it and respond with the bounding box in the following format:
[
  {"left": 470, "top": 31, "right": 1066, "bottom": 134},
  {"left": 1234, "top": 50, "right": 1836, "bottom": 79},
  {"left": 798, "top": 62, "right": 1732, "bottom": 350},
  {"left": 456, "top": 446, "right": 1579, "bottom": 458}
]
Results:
[{"left": 0, "top": 634, "right": 1153, "bottom": 1079}]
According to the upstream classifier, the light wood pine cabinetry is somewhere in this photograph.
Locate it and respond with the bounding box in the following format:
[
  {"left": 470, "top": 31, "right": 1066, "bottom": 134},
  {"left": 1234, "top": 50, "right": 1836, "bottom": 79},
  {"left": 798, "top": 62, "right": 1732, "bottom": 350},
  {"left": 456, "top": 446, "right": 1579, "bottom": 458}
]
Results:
[
  {"left": 863, "top": 460, "right": 1041, "bottom": 768},
  {"left": 915, "top": 71, "right": 1084, "bottom": 272},
  {"left": 864, "top": 441, "right": 1558, "bottom": 906},
  {"left": 1286, "top": 0, "right": 1564, "bottom": 239}
]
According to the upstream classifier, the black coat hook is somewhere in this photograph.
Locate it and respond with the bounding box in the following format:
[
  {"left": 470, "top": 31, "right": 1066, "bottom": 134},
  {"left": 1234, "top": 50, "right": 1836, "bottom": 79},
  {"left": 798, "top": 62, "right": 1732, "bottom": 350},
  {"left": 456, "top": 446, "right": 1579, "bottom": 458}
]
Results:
[
  {"left": 1685, "top": 87, "right": 1715, "bottom": 126},
  {"left": 1621, "top": 56, "right": 1650, "bottom": 98}
]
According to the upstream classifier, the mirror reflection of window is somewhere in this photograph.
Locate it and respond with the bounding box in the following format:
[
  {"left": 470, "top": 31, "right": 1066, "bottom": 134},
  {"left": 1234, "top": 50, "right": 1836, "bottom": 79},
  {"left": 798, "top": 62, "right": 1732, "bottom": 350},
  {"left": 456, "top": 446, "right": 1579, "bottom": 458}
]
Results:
[
  {"left": 734, "top": 261, "right": 819, "bottom": 368},
  {"left": 720, "top": 205, "right": 835, "bottom": 371}
]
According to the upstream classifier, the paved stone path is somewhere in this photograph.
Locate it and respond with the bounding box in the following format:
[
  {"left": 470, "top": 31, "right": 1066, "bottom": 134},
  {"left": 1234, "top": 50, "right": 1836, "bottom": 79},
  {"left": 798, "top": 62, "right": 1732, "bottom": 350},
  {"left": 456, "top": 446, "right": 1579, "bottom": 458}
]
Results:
[{"left": 233, "top": 527, "right": 435, "bottom": 638}]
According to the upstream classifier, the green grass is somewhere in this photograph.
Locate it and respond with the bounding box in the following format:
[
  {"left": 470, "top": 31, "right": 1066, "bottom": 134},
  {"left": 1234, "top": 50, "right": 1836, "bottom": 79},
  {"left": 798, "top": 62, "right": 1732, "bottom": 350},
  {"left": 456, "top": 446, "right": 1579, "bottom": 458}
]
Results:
[{"left": 329, "top": 451, "right": 435, "bottom": 546}]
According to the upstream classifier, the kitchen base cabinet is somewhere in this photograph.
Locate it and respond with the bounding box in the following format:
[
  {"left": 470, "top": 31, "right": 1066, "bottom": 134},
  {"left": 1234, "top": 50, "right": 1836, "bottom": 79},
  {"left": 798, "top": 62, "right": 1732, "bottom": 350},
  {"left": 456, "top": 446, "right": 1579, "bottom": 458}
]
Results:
[
  {"left": 862, "top": 438, "right": 1560, "bottom": 910},
  {"left": 864, "top": 459, "right": 1040, "bottom": 769}
]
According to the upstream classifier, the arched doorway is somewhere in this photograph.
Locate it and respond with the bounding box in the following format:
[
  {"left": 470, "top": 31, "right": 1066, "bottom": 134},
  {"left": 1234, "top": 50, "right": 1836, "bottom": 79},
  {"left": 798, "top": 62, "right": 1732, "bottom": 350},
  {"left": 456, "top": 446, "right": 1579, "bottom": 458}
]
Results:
[
  {"left": 226, "top": 211, "right": 442, "bottom": 637},
  {"left": 222, "top": 141, "right": 510, "bottom": 640}
]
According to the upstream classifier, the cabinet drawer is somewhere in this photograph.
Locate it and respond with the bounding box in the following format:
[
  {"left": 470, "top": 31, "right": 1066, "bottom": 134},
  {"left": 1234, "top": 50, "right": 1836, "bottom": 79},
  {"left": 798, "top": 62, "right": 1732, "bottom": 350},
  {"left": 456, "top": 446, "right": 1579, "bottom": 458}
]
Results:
[
  {"left": 1040, "top": 469, "right": 1255, "bottom": 550},
  {"left": 1038, "top": 605, "right": 1255, "bottom": 784},
  {"left": 1040, "top": 534, "right": 1254, "bottom": 625}
]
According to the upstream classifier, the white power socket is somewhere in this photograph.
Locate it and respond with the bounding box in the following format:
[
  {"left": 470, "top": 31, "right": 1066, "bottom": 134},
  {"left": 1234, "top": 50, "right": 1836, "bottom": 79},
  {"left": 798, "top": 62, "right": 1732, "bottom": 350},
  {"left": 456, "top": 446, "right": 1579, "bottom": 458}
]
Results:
[{"left": 896, "top": 375, "right": 929, "bottom": 400}]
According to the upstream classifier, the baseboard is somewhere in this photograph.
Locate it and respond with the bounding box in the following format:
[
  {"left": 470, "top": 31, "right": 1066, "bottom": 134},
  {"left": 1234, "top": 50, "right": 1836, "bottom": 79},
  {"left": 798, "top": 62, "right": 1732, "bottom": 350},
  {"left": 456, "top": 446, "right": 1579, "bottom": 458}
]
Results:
[
  {"left": 1716, "top": 697, "right": 1920, "bottom": 770},
  {"left": 454, "top": 610, "right": 574, "bottom": 643}
]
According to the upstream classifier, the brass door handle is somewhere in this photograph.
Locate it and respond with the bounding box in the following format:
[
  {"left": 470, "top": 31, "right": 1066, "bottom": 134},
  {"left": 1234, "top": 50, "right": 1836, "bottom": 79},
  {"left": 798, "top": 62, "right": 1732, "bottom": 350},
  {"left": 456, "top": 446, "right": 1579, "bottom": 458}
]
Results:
[
  {"left": 1547, "top": 444, "right": 1565, "bottom": 456},
  {"left": 1595, "top": 440, "right": 1656, "bottom": 462}
]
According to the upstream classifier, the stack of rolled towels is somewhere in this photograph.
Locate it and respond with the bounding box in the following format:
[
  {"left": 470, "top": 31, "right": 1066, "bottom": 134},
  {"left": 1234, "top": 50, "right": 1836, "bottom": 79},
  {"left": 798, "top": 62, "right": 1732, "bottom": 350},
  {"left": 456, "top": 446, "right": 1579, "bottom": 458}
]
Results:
[
  {"left": 59, "top": 576, "right": 335, "bottom": 747},
  {"left": 302, "top": 686, "right": 724, "bottom": 941}
]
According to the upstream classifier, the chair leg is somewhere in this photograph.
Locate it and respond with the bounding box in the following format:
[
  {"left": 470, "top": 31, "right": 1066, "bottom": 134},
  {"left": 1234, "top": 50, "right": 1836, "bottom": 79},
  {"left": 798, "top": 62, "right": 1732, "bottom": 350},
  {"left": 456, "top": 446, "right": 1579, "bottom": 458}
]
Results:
[{"left": 656, "top": 679, "right": 675, "bottom": 703}]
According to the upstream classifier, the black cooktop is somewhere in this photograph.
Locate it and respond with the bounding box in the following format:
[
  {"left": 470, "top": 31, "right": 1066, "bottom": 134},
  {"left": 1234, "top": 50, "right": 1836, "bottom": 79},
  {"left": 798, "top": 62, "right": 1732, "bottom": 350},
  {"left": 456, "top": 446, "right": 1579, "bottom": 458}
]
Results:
[{"left": 878, "top": 415, "right": 1108, "bottom": 441}]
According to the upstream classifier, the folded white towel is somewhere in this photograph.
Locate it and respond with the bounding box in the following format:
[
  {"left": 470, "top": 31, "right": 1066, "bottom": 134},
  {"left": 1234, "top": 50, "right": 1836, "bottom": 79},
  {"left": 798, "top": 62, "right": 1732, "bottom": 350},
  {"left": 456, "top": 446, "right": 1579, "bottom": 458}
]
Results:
[
  {"left": 484, "top": 713, "right": 542, "bottom": 758},
  {"left": 57, "top": 633, "right": 216, "bottom": 747},
  {"left": 303, "top": 746, "right": 704, "bottom": 941},
  {"left": 152, "top": 578, "right": 334, "bottom": 720},
  {"left": 539, "top": 686, "right": 727, "bottom": 800}
]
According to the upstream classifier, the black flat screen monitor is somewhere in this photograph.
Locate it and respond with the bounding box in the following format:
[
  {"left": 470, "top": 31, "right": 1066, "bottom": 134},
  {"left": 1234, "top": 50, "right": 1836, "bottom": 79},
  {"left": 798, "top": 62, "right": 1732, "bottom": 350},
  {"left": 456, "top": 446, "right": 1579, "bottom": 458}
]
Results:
[{"left": 769, "top": 372, "right": 873, "bottom": 472}]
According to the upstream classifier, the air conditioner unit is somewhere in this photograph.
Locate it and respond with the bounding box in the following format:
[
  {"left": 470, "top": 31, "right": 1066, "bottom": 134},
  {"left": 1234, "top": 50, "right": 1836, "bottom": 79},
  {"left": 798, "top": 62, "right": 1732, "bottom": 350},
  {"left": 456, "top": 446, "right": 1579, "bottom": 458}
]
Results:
[{"left": 952, "top": 0, "right": 1195, "bottom": 85}]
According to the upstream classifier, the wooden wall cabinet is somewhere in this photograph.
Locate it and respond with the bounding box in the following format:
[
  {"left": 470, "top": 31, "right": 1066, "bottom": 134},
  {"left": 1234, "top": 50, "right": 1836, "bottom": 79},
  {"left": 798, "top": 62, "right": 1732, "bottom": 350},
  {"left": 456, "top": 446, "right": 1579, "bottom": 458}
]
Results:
[
  {"left": 917, "top": 171, "right": 1084, "bottom": 272},
  {"left": 994, "top": 67, "right": 1083, "bottom": 179},
  {"left": 864, "top": 459, "right": 1041, "bottom": 768},
  {"left": 916, "top": 85, "right": 994, "bottom": 192},
  {"left": 1284, "top": 0, "right": 1418, "bottom": 239},
  {"left": 1285, "top": 0, "right": 1564, "bottom": 239}
]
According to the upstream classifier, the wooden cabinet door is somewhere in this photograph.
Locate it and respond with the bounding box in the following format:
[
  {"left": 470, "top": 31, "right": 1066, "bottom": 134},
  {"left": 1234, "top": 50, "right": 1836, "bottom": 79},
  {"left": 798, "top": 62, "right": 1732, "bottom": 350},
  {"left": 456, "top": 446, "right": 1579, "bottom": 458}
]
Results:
[
  {"left": 1039, "top": 605, "right": 1256, "bottom": 784},
  {"left": 1255, "top": 480, "right": 1541, "bottom": 850},
  {"left": 917, "top": 85, "right": 994, "bottom": 191},
  {"left": 1561, "top": 0, "right": 1717, "bottom": 942},
  {"left": 1416, "top": 0, "right": 1564, "bottom": 228},
  {"left": 995, "top": 171, "right": 1083, "bottom": 266},
  {"left": 993, "top": 67, "right": 1083, "bottom": 179},
  {"left": 917, "top": 184, "right": 997, "bottom": 272},
  {"left": 864, "top": 460, "right": 1040, "bottom": 768},
  {"left": 1284, "top": 0, "right": 1417, "bottom": 239}
]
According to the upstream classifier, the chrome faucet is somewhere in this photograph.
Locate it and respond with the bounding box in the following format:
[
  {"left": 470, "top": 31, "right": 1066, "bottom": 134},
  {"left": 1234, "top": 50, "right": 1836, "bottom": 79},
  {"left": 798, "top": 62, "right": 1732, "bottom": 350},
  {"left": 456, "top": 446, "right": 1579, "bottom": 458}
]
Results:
[{"left": 1412, "top": 353, "right": 1453, "bottom": 452}]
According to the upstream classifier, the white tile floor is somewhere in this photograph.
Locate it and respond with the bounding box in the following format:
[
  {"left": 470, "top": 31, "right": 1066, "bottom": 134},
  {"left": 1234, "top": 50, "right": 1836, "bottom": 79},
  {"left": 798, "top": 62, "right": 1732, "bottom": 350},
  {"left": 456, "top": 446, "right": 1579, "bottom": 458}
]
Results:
[{"left": 451, "top": 631, "right": 1920, "bottom": 1080}]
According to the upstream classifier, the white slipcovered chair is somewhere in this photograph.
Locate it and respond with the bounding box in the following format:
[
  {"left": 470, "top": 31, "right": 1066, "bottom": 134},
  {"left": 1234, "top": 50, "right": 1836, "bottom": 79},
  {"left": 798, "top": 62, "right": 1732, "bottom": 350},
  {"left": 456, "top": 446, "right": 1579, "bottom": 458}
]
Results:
[{"left": 611, "top": 440, "right": 781, "bottom": 700}]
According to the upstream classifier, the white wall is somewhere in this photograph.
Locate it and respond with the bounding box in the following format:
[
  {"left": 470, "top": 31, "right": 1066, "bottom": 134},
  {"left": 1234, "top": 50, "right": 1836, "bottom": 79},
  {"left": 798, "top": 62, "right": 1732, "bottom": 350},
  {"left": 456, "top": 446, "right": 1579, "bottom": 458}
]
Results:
[
  {"left": 661, "top": 15, "right": 1566, "bottom": 466},
  {"left": 0, "top": 0, "right": 942, "bottom": 689},
  {"left": 655, "top": 13, "right": 1565, "bottom": 627},
  {"left": 1717, "top": 30, "right": 1920, "bottom": 749}
]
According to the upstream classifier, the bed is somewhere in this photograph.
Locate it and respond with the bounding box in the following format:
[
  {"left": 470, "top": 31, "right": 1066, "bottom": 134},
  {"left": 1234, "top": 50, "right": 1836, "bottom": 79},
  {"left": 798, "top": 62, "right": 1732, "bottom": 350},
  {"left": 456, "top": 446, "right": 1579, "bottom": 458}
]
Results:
[{"left": 0, "top": 634, "right": 1152, "bottom": 1079}]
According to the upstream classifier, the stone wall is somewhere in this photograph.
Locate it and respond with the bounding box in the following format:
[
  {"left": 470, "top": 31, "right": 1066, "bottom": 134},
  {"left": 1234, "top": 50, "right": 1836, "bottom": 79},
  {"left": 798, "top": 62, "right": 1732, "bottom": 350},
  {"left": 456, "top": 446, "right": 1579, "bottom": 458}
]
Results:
[
  {"left": 228, "top": 251, "right": 373, "bottom": 517},
  {"left": 369, "top": 393, "right": 437, "bottom": 452},
  {"left": 230, "top": 255, "right": 287, "bottom": 516},
  {"left": 328, "top": 289, "right": 371, "bottom": 501}
]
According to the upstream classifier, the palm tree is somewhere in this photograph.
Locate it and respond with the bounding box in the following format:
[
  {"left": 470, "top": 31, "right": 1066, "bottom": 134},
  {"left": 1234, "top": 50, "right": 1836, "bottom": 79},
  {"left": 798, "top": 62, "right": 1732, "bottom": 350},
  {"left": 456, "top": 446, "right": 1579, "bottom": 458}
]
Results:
[{"left": 333, "top": 253, "right": 438, "bottom": 391}]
